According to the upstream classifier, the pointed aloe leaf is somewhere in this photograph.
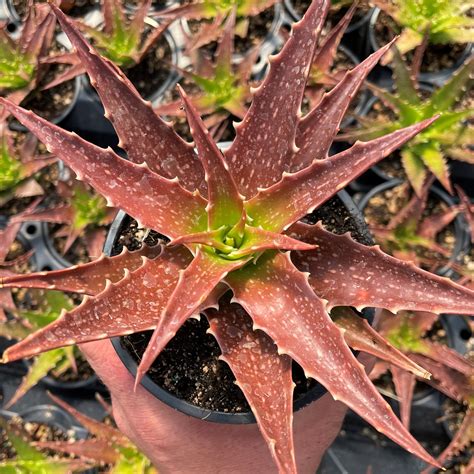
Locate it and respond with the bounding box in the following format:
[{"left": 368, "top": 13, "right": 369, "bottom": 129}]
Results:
[
  {"left": 0, "top": 100, "right": 208, "bottom": 239},
  {"left": 0, "top": 246, "right": 159, "bottom": 295},
  {"left": 20, "top": 156, "right": 57, "bottom": 180},
  {"left": 391, "top": 366, "right": 416, "bottom": 430},
  {"left": 456, "top": 185, "right": 474, "bottom": 243},
  {"left": 34, "top": 439, "right": 120, "bottom": 464},
  {"left": 415, "top": 340, "right": 474, "bottom": 376},
  {"left": 292, "top": 40, "right": 395, "bottom": 171},
  {"left": 289, "top": 222, "right": 474, "bottom": 315},
  {"left": 135, "top": 249, "right": 249, "bottom": 387},
  {"left": 409, "top": 354, "right": 472, "bottom": 404},
  {"left": 418, "top": 205, "right": 460, "bottom": 240},
  {"left": 427, "top": 55, "right": 474, "bottom": 114},
  {"left": 311, "top": 1, "right": 356, "bottom": 77},
  {"left": 51, "top": 5, "right": 205, "bottom": 193},
  {"left": 246, "top": 118, "right": 437, "bottom": 232},
  {"left": 224, "top": 0, "right": 329, "bottom": 197},
  {"left": 2, "top": 247, "right": 192, "bottom": 362},
  {"left": 0, "top": 459, "right": 90, "bottom": 473},
  {"left": 391, "top": 47, "right": 420, "bottom": 106},
  {"left": 401, "top": 148, "right": 428, "bottom": 196},
  {"left": 215, "top": 9, "right": 235, "bottom": 75},
  {"left": 226, "top": 251, "right": 439, "bottom": 467},
  {"left": 178, "top": 86, "right": 244, "bottom": 230},
  {"left": 5, "top": 349, "right": 65, "bottom": 408},
  {"left": 11, "top": 204, "right": 74, "bottom": 225},
  {"left": 331, "top": 307, "right": 430, "bottom": 379},
  {"left": 416, "top": 142, "right": 452, "bottom": 194},
  {"left": 206, "top": 301, "right": 296, "bottom": 473}
]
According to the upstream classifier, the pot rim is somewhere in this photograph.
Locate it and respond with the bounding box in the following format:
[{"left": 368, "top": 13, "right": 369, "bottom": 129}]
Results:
[
  {"left": 356, "top": 178, "right": 470, "bottom": 277},
  {"left": 107, "top": 189, "right": 371, "bottom": 424}
]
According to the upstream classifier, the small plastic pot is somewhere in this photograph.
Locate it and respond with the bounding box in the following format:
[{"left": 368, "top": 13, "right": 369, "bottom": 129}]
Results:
[
  {"left": 367, "top": 8, "right": 473, "bottom": 86},
  {"left": 357, "top": 179, "right": 470, "bottom": 277},
  {"left": 108, "top": 188, "right": 373, "bottom": 424},
  {"left": 178, "top": 3, "right": 284, "bottom": 78}
]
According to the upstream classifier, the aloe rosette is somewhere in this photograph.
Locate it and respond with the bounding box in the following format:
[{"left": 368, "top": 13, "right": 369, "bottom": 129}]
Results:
[
  {"left": 2, "top": 1, "right": 474, "bottom": 471},
  {"left": 339, "top": 46, "right": 474, "bottom": 196},
  {"left": 372, "top": 0, "right": 474, "bottom": 62},
  {"left": 155, "top": 10, "right": 255, "bottom": 137},
  {"left": 0, "top": 1, "right": 56, "bottom": 112}
]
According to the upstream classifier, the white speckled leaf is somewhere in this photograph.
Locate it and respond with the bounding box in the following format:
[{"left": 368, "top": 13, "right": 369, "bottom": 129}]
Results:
[
  {"left": 206, "top": 301, "right": 296, "bottom": 473},
  {"left": 224, "top": 0, "right": 329, "bottom": 197},
  {"left": 135, "top": 249, "right": 249, "bottom": 386},
  {"left": 226, "top": 251, "right": 439, "bottom": 467},
  {"left": 0, "top": 100, "right": 208, "bottom": 239},
  {"left": 52, "top": 5, "right": 205, "bottom": 193},
  {"left": 292, "top": 40, "right": 395, "bottom": 171},
  {"left": 0, "top": 246, "right": 161, "bottom": 295},
  {"left": 246, "top": 117, "right": 437, "bottom": 232},
  {"left": 331, "top": 307, "right": 430, "bottom": 379},
  {"left": 2, "top": 247, "right": 192, "bottom": 362},
  {"left": 179, "top": 87, "right": 244, "bottom": 229},
  {"left": 290, "top": 222, "right": 474, "bottom": 315}
]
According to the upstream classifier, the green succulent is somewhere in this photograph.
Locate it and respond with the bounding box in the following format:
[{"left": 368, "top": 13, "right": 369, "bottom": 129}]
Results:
[
  {"left": 373, "top": 0, "right": 474, "bottom": 56},
  {"left": 341, "top": 48, "right": 474, "bottom": 195}
]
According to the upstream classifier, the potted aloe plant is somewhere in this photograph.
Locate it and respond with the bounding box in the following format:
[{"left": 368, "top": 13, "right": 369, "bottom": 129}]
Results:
[{"left": 2, "top": 1, "right": 474, "bottom": 472}]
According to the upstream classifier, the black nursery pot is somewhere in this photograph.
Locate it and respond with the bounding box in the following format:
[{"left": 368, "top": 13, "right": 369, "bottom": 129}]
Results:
[
  {"left": 367, "top": 8, "right": 473, "bottom": 86},
  {"left": 357, "top": 179, "right": 470, "bottom": 277},
  {"left": 108, "top": 190, "right": 373, "bottom": 424}
]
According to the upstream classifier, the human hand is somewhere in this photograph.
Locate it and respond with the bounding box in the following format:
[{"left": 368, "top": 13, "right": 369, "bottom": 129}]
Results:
[{"left": 81, "top": 339, "right": 348, "bottom": 474}]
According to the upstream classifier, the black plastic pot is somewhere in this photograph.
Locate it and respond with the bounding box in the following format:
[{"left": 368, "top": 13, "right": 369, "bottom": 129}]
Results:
[
  {"left": 367, "top": 8, "right": 473, "bottom": 86},
  {"left": 357, "top": 179, "right": 470, "bottom": 277},
  {"left": 0, "top": 0, "right": 21, "bottom": 29},
  {"left": 107, "top": 188, "right": 373, "bottom": 424}
]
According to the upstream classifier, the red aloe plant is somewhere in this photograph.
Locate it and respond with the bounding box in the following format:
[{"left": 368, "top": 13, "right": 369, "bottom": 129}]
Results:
[
  {"left": 155, "top": 9, "right": 257, "bottom": 138},
  {"left": 2, "top": 1, "right": 474, "bottom": 471},
  {"left": 364, "top": 178, "right": 461, "bottom": 271},
  {"left": 371, "top": 309, "right": 473, "bottom": 432}
]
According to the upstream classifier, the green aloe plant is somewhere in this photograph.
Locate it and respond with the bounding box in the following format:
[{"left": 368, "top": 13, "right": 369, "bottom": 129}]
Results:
[
  {"left": 43, "top": 0, "right": 170, "bottom": 90},
  {"left": 155, "top": 10, "right": 254, "bottom": 136},
  {"left": 0, "top": 121, "right": 56, "bottom": 208},
  {"left": 0, "top": 290, "right": 84, "bottom": 408},
  {"left": 11, "top": 181, "right": 116, "bottom": 259},
  {"left": 372, "top": 0, "right": 474, "bottom": 60},
  {"left": 340, "top": 47, "right": 474, "bottom": 195},
  {"left": 0, "top": 2, "right": 56, "bottom": 109}
]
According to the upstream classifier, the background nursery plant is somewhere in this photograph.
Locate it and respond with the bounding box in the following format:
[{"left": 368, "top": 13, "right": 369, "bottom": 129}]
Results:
[
  {"left": 371, "top": 0, "right": 474, "bottom": 61},
  {"left": 339, "top": 47, "right": 474, "bottom": 195},
  {"left": 2, "top": 1, "right": 474, "bottom": 472}
]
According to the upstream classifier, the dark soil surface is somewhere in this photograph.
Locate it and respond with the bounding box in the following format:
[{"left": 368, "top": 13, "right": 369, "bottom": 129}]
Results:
[
  {"left": 11, "top": 0, "right": 99, "bottom": 19},
  {"left": 124, "top": 33, "right": 172, "bottom": 101},
  {"left": 363, "top": 183, "right": 457, "bottom": 272},
  {"left": 115, "top": 195, "right": 371, "bottom": 413},
  {"left": 373, "top": 11, "right": 469, "bottom": 73},
  {"left": 187, "top": 7, "right": 276, "bottom": 56}
]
